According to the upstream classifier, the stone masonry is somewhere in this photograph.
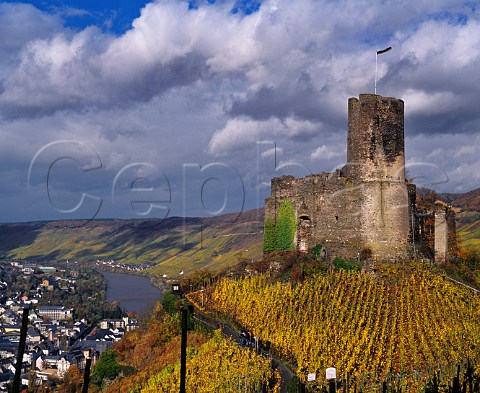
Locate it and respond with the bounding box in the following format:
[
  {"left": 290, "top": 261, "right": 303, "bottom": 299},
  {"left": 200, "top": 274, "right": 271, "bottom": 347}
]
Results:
[{"left": 265, "top": 94, "right": 455, "bottom": 262}]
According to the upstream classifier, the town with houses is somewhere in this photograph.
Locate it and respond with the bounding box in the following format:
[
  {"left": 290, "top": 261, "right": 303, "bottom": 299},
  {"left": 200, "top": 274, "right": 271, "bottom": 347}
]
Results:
[
  {"left": 92, "top": 259, "right": 152, "bottom": 272},
  {"left": 0, "top": 260, "right": 139, "bottom": 390}
]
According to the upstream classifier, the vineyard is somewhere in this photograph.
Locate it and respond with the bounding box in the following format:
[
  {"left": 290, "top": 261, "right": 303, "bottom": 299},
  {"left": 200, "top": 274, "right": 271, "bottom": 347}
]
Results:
[
  {"left": 89, "top": 301, "right": 280, "bottom": 393},
  {"left": 190, "top": 263, "right": 480, "bottom": 391},
  {"left": 139, "top": 330, "right": 280, "bottom": 392}
]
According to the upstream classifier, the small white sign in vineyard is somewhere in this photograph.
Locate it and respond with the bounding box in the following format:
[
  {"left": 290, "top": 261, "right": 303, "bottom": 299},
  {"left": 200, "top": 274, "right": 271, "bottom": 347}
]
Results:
[
  {"left": 307, "top": 373, "right": 316, "bottom": 381},
  {"left": 326, "top": 367, "right": 336, "bottom": 380}
]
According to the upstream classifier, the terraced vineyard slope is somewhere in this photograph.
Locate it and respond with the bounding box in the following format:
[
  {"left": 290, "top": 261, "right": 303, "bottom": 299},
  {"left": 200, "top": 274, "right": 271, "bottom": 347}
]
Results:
[
  {"left": 193, "top": 263, "right": 480, "bottom": 391},
  {"left": 0, "top": 209, "right": 264, "bottom": 276}
]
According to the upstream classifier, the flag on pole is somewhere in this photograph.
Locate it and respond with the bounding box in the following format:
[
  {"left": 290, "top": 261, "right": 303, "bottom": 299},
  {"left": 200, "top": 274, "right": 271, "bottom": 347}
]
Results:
[
  {"left": 375, "top": 46, "right": 392, "bottom": 94},
  {"left": 377, "top": 47, "right": 392, "bottom": 55}
]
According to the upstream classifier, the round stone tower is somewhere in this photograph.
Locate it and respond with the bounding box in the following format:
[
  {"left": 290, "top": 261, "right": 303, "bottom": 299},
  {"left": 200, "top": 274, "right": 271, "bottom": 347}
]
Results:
[
  {"left": 347, "top": 94, "right": 405, "bottom": 182},
  {"left": 346, "top": 94, "right": 410, "bottom": 259}
]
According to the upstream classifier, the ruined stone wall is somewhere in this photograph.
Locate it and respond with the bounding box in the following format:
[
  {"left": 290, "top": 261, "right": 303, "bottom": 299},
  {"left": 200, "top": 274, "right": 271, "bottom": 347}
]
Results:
[
  {"left": 346, "top": 94, "right": 405, "bottom": 182},
  {"left": 434, "top": 205, "right": 448, "bottom": 263},
  {"left": 447, "top": 208, "right": 457, "bottom": 259},
  {"left": 264, "top": 171, "right": 364, "bottom": 259},
  {"left": 359, "top": 181, "right": 410, "bottom": 259},
  {"left": 433, "top": 203, "right": 458, "bottom": 263}
]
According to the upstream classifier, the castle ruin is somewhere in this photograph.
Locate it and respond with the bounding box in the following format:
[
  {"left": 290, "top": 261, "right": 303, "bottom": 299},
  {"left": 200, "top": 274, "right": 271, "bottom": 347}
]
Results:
[{"left": 264, "top": 94, "right": 456, "bottom": 262}]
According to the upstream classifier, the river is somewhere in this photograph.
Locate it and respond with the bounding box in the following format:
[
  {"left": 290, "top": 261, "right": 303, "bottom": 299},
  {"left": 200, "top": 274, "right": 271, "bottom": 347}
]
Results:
[{"left": 102, "top": 271, "right": 163, "bottom": 315}]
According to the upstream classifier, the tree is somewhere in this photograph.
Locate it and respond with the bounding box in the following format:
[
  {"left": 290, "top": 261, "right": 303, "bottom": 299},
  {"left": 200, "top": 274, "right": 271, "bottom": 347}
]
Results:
[
  {"left": 162, "top": 292, "right": 179, "bottom": 316},
  {"left": 57, "top": 366, "right": 84, "bottom": 393},
  {"left": 91, "top": 349, "right": 122, "bottom": 386}
]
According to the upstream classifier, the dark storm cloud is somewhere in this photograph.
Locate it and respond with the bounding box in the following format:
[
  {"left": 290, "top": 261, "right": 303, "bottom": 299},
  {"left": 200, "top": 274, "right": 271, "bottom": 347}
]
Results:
[{"left": 229, "top": 84, "right": 344, "bottom": 130}]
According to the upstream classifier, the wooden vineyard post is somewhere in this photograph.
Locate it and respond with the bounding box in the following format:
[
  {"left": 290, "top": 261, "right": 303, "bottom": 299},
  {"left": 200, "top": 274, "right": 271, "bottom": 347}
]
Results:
[
  {"left": 180, "top": 306, "right": 188, "bottom": 393},
  {"left": 12, "top": 308, "right": 29, "bottom": 393}
]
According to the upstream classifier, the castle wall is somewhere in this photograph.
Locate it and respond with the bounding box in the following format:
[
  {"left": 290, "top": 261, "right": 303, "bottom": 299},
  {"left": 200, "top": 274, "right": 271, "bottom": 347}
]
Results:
[
  {"left": 360, "top": 181, "right": 409, "bottom": 259},
  {"left": 434, "top": 204, "right": 457, "bottom": 263},
  {"left": 346, "top": 94, "right": 405, "bottom": 182},
  {"left": 265, "top": 172, "right": 364, "bottom": 259},
  {"left": 434, "top": 206, "right": 448, "bottom": 263}
]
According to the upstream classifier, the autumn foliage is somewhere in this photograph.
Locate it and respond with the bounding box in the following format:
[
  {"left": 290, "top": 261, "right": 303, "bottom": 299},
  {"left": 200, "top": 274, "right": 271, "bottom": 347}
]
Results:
[
  {"left": 196, "top": 263, "right": 480, "bottom": 391},
  {"left": 99, "top": 302, "right": 279, "bottom": 392}
]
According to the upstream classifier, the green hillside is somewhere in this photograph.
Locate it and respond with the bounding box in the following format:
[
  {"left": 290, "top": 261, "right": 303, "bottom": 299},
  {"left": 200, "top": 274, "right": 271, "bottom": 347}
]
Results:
[
  {"left": 0, "top": 210, "right": 264, "bottom": 277},
  {"left": 456, "top": 211, "right": 480, "bottom": 251},
  {"left": 440, "top": 188, "right": 480, "bottom": 252}
]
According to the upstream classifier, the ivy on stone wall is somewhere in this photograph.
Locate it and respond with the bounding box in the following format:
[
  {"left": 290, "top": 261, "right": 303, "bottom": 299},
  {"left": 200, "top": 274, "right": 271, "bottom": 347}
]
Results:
[
  {"left": 276, "top": 200, "right": 296, "bottom": 251},
  {"left": 263, "top": 218, "right": 277, "bottom": 254},
  {"left": 263, "top": 199, "right": 296, "bottom": 253}
]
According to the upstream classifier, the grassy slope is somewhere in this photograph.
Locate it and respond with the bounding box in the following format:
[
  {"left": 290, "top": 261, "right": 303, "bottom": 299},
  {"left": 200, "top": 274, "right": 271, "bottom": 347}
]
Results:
[
  {"left": 440, "top": 188, "right": 480, "bottom": 252},
  {"left": 448, "top": 188, "right": 480, "bottom": 251},
  {"left": 456, "top": 211, "right": 480, "bottom": 251},
  {"left": 0, "top": 210, "right": 264, "bottom": 276}
]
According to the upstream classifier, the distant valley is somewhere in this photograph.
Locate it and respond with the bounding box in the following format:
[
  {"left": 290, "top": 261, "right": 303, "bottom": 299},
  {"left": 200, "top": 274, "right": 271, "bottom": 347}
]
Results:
[{"left": 0, "top": 209, "right": 264, "bottom": 278}]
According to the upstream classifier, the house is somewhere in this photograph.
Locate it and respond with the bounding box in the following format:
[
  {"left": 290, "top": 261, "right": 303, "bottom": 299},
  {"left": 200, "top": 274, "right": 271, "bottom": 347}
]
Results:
[
  {"left": 2, "top": 324, "right": 21, "bottom": 334},
  {"left": 27, "top": 328, "right": 42, "bottom": 344},
  {"left": 38, "top": 267, "right": 56, "bottom": 274},
  {"left": 57, "top": 352, "right": 85, "bottom": 377},
  {"left": 40, "top": 279, "right": 56, "bottom": 291},
  {"left": 0, "top": 370, "right": 13, "bottom": 389},
  {"left": 36, "top": 340, "right": 57, "bottom": 356},
  {"left": 36, "top": 321, "right": 54, "bottom": 335},
  {"left": 37, "top": 306, "right": 74, "bottom": 321},
  {"left": 99, "top": 319, "right": 125, "bottom": 330},
  {"left": 2, "top": 310, "right": 19, "bottom": 325},
  {"left": 72, "top": 339, "right": 112, "bottom": 357}
]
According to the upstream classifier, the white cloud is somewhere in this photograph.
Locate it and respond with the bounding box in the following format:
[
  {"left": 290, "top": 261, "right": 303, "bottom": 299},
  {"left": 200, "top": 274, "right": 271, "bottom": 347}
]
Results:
[
  {"left": 454, "top": 145, "right": 479, "bottom": 158},
  {"left": 208, "top": 116, "right": 320, "bottom": 155},
  {"left": 0, "top": 3, "right": 62, "bottom": 52},
  {"left": 310, "top": 145, "right": 344, "bottom": 161},
  {"left": 400, "top": 19, "right": 480, "bottom": 69},
  {"left": 402, "top": 89, "right": 460, "bottom": 117},
  {"left": 261, "top": 147, "right": 283, "bottom": 159}
]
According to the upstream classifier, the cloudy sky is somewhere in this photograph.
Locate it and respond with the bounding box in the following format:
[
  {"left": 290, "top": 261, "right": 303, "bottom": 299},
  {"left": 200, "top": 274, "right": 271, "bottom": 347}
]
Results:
[{"left": 1, "top": 0, "right": 479, "bottom": 223}]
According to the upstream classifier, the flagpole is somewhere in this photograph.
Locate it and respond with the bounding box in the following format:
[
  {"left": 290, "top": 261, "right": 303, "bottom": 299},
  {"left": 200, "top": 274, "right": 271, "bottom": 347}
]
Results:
[{"left": 375, "top": 46, "right": 392, "bottom": 95}]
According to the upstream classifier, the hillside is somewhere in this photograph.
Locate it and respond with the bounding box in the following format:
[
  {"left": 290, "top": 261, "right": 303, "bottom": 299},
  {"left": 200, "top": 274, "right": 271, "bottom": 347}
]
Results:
[
  {"left": 447, "top": 187, "right": 480, "bottom": 212},
  {"left": 191, "top": 262, "right": 480, "bottom": 391},
  {"left": 445, "top": 188, "right": 480, "bottom": 251},
  {"left": 0, "top": 209, "right": 264, "bottom": 277},
  {"left": 64, "top": 301, "right": 281, "bottom": 392}
]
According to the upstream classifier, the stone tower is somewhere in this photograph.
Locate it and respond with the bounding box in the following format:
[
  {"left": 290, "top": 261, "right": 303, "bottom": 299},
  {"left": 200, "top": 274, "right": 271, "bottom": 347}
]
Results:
[{"left": 345, "top": 94, "right": 410, "bottom": 258}]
